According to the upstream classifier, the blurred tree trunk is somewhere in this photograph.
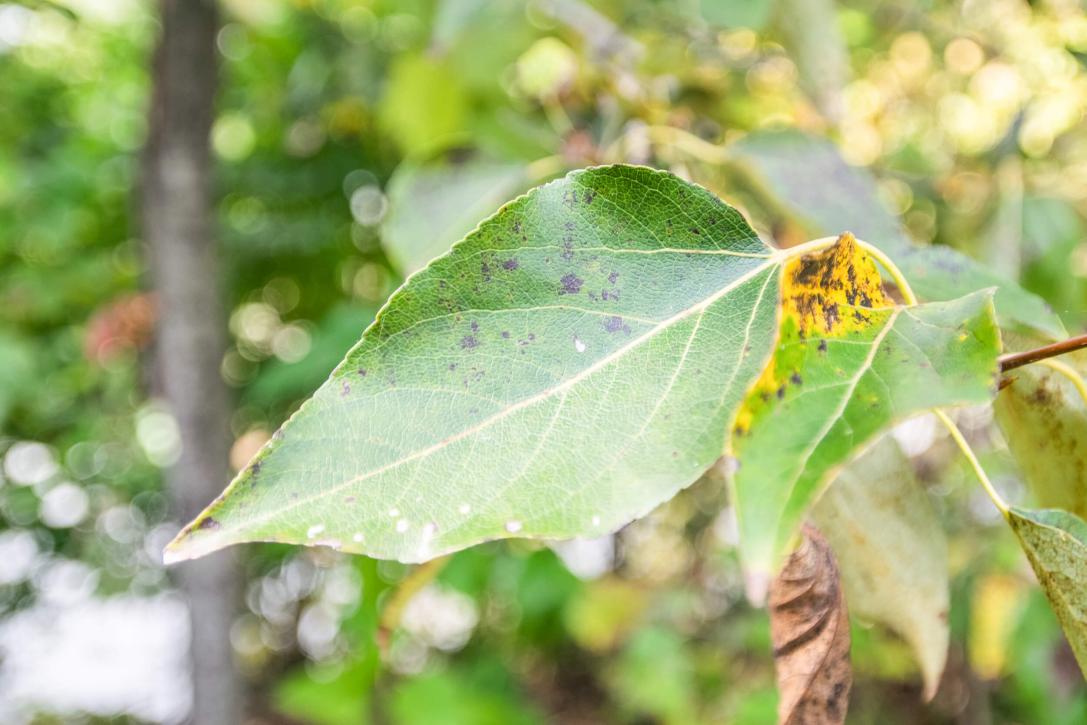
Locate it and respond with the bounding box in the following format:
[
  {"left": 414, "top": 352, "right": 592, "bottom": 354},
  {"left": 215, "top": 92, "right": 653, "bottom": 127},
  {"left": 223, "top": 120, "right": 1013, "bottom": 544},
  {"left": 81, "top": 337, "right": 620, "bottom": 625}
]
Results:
[{"left": 141, "top": 1, "right": 242, "bottom": 723}]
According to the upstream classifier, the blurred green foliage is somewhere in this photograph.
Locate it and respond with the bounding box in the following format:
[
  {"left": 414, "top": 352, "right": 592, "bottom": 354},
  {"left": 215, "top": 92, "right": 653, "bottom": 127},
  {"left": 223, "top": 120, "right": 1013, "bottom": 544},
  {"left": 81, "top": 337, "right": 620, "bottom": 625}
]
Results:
[{"left": 2, "top": 0, "right": 1087, "bottom": 722}]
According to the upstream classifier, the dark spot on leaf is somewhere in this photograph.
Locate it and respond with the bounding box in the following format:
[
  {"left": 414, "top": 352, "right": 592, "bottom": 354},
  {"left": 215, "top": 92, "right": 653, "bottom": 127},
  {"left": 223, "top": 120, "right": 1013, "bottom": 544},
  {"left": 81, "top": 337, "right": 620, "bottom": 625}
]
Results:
[
  {"left": 341, "top": 381, "right": 351, "bottom": 397},
  {"left": 776, "top": 385, "right": 786, "bottom": 400},
  {"left": 608, "top": 271, "right": 619, "bottom": 284},
  {"left": 790, "top": 372, "right": 803, "bottom": 386},
  {"left": 357, "top": 369, "right": 367, "bottom": 377},
  {"left": 501, "top": 331, "right": 510, "bottom": 339},
  {"left": 448, "top": 363, "right": 458, "bottom": 371},
  {"left": 559, "top": 274, "right": 583, "bottom": 295},
  {"left": 818, "top": 339, "right": 828, "bottom": 353},
  {"left": 345, "top": 496, "right": 356, "bottom": 503},
  {"left": 198, "top": 517, "right": 220, "bottom": 531},
  {"left": 460, "top": 335, "right": 479, "bottom": 349},
  {"left": 604, "top": 316, "right": 630, "bottom": 334},
  {"left": 503, "top": 258, "right": 519, "bottom": 270},
  {"left": 470, "top": 321, "right": 479, "bottom": 332}
]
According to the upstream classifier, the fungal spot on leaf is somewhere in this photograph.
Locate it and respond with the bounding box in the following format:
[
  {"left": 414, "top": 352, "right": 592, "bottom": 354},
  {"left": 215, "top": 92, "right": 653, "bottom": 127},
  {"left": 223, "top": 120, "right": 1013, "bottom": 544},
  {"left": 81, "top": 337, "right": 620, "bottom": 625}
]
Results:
[
  {"left": 604, "top": 316, "right": 631, "bottom": 334},
  {"left": 502, "top": 258, "right": 519, "bottom": 270},
  {"left": 559, "top": 273, "right": 583, "bottom": 295},
  {"left": 460, "top": 335, "right": 479, "bottom": 349}
]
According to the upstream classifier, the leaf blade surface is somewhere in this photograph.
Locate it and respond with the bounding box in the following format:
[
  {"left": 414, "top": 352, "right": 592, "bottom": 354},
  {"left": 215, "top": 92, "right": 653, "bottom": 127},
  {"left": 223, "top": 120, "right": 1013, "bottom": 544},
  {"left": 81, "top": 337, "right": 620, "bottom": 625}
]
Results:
[
  {"left": 167, "top": 165, "right": 782, "bottom": 564},
  {"left": 729, "top": 235, "right": 1000, "bottom": 588},
  {"left": 1007, "top": 506, "right": 1087, "bottom": 678}
]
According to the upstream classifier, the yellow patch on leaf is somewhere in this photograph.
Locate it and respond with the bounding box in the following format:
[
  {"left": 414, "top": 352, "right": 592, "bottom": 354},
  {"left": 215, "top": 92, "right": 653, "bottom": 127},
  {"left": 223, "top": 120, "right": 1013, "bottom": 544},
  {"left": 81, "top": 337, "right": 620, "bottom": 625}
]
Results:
[
  {"left": 733, "top": 233, "right": 890, "bottom": 436},
  {"left": 782, "top": 232, "right": 890, "bottom": 336}
]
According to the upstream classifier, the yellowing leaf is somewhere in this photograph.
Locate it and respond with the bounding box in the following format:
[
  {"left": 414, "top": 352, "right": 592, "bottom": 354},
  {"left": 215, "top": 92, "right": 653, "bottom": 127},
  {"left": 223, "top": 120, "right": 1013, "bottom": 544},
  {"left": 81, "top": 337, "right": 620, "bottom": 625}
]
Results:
[
  {"left": 813, "top": 435, "right": 949, "bottom": 700},
  {"left": 995, "top": 358, "right": 1087, "bottom": 518},
  {"left": 729, "top": 234, "right": 1000, "bottom": 592},
  {"left": 769, "top": 526, "right": 852, "bottom": 725}
]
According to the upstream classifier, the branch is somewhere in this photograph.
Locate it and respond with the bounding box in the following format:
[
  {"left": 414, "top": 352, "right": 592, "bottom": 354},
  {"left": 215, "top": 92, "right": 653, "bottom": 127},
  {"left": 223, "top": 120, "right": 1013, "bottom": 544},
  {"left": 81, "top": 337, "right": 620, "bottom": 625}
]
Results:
[{"left": 999, "top": 333, "right": 1087, "bottom": 373}]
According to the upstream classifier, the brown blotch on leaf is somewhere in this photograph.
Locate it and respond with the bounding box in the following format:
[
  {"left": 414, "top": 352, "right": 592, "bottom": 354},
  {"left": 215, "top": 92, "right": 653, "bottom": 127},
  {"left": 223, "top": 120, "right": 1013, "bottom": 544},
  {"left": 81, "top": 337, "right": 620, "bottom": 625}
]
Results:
[
  {"left": 769, "top": 525, "right": 852, "bottom": 725},
  {"left": 197, "top": 516, "right": 220, "bottom": 531}
]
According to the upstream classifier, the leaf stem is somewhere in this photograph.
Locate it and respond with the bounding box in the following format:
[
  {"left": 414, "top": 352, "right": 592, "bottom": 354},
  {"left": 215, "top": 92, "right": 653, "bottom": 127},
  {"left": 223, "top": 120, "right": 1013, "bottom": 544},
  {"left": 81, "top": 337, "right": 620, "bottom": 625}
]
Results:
[
  {"left": 934, "top": 410, "right": 1009, "bottom": 516},
  {"left": 999, "top": 334, "right": 1087, "bottom": 373}
]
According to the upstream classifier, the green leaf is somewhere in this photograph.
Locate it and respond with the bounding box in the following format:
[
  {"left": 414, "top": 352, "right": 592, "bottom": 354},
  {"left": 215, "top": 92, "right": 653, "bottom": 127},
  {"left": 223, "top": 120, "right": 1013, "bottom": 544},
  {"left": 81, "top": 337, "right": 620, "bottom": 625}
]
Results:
[
  {"left": 166, "top": 165, "right": 782, "bottom": 564},
  {"left": 378, "top": 53, "right": 469, "bottom": 158},
  {"left": 699, "top": 0, "right": 774, "bottom": 30},
  {"left": 813, "top": 435, "right": 949, "bottom": 699},
  {"left": 728, "top": 130, "right": 1065, "bottom": 339},
  {"left": 729, "top": 235, "right": 1000, "bottom": 594},
  {"left": 995, "top": 358, "right": 1087, "bottom": 519},
  {"left": 1007, "top": 506, "right": 1087, "bottom": 679},
  {"left": 381, "top": 154, "right": 536, "bottom": 274}
]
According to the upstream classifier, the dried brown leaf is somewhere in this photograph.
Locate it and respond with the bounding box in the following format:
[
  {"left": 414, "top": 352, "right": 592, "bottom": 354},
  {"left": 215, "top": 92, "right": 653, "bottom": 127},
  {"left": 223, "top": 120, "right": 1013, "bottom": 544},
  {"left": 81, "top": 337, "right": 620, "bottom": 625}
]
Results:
[{"left": 769, "top": 525, "right": 852, "bottom": 725}]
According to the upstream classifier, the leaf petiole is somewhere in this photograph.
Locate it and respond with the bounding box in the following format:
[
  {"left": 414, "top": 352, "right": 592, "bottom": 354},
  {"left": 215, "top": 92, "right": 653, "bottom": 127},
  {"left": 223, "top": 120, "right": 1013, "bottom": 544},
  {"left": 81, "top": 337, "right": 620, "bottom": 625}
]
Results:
[{"left": 999, "top": 334, "right": 1087, "bottom": 373}]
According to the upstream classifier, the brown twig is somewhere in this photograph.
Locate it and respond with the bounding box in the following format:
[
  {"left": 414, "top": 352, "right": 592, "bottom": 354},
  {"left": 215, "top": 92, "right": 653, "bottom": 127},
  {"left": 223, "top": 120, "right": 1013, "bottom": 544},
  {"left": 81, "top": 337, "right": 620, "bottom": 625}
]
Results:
[{"left": 999, "top": 333, "right": 1087, "bottom": 373}]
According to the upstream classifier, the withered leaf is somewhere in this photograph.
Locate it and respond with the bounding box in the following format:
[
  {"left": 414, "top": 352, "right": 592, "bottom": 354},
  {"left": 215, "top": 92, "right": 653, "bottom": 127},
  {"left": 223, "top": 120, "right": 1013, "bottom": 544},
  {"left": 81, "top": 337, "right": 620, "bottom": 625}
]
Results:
[{"left": 769, "top": 526, "right": 852, "bottom": 725}]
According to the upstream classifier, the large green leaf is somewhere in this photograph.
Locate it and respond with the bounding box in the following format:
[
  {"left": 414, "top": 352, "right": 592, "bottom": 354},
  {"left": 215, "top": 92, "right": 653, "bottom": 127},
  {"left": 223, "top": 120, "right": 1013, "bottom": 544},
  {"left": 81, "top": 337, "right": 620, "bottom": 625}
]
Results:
[
  {"left": 813, "top": 435, "right": 949, "bottom": 699},
  {"left": 1007, "top": 506, "right": 1087, "bottom": 678},
  {"left": 165, "top": 165, "right": 782, "bottom": 564},
  {"left": 381, "top": 155, "right": 537, "bottom": 274},
  {"left": 729, "top": 235, "right": 1000, "bottom": 592},
  {"left": 995, "top": 357, "right": 1087, "bottom": 519},
  {"left": 728, "top": 130, "right": 1065, "bottom": 339}
]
